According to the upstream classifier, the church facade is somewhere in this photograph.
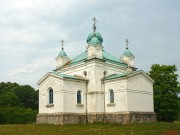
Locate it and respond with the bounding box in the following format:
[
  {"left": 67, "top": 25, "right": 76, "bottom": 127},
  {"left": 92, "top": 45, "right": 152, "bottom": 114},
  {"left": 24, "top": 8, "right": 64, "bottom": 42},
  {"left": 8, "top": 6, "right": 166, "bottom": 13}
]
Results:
[{"left": 37, "top": 18, "right": 156, "bottom": 125}]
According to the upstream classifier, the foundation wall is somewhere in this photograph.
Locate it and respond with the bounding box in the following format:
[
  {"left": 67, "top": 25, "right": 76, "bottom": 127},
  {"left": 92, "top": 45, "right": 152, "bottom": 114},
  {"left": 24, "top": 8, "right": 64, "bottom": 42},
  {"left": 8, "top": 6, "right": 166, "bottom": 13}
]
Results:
[{"left": 37, "top": 112, "right": 156, "bottom": 125}]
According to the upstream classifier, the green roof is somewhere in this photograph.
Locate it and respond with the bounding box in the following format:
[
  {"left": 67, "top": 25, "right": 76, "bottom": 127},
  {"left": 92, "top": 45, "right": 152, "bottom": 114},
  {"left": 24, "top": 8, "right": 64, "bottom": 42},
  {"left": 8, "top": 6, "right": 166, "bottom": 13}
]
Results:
[
  {"left": 103, "top": 73, "right": 127, "bottom": 80},
  {"left": 103, "top": 70, "right": 143, "bottom": 80},
  {"left": 102, "top": 50, "right": 127, "bottom": 66},
  {"left": 51, "top": 72, "right": 75, "bottom": 79},
  {"left": 69, "top": 51, "right": 88, "bottom": 66},
  {"left": 50, "top": 72, "right": 87, "bottom": 81},
  {"left": 67, "top": 50, "right": 127, "bottom": 67}
]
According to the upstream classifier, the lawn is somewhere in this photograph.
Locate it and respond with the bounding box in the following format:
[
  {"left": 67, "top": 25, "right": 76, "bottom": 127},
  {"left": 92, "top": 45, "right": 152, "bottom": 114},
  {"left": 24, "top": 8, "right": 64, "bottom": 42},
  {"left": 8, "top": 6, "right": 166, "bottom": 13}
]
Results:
[{"left": 0, "top": 122, "right": 179, "bottom": 135}]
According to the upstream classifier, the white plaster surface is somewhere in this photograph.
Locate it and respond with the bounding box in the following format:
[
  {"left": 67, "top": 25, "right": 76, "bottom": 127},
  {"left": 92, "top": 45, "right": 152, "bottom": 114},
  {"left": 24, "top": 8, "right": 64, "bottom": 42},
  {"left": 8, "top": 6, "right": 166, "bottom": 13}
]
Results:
[
  {"left": 38, "top": 51, "right": 154, "bottom": 115},
  {"left": 127, "top": 74, "right": 154, "bottom": 112}
]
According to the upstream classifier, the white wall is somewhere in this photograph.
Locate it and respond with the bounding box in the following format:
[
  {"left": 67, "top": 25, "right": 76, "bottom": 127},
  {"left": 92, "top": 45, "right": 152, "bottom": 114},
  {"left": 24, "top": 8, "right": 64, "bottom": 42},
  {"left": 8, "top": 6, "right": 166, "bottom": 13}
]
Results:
[
  {"left": 61, "top": 60, "right": 126, "bottom": 79},
  {"left": 104, "top": 79, "right": 128, "bottom": 113},
  {"left": 38, "top": 75, "right": 64, "bottom": 114},
  {"left": 38, "top": 74, "right": 88, "bottom": 114},
  {"left": 127, "top": 74, "right": 154, "bottom": 112},
  {"left": 60, "top": 59, "right": 127, "bottom": 113},
  {"left": 63, "top": 79, "right": 87, "bottom": 113},
  {"left": 38, "top": 59, "right": 154, "bottom": 115}
]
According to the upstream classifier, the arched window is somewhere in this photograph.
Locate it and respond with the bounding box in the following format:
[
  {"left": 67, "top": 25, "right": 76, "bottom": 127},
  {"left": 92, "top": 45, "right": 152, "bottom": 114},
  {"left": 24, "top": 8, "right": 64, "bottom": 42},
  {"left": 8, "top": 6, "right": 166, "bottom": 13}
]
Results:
[
  {"left": 49, "top": 88, "right": 53, "bottom": 104},
  {"left": 77, "top": 90, "right": 81, "bottom": 104},
  {"left": 110, "top": 89, "right": 114, "bottom": 103}
]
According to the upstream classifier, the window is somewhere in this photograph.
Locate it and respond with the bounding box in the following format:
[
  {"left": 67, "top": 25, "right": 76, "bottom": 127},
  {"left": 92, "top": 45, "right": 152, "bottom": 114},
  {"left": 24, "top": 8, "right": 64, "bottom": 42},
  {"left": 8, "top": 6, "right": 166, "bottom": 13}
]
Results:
[
  {"left": 77, "top": 90, "right": 81, "bottom": 104},
  {"left": 49, "top": 88, "right": 53, "bottom": 104},
  {"left": 110, "top": 89, "right": 114, "bottom": 103},
  {"left": 83, "top": 71, "right": 87, "bottom": 76}
]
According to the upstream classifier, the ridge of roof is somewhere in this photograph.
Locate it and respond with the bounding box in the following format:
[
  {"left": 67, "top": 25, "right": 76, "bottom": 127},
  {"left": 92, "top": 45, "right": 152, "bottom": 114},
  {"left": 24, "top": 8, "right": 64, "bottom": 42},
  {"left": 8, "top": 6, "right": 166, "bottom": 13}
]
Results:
[{"left": 64, "top": 49, "right": 127, "bottom": 67}]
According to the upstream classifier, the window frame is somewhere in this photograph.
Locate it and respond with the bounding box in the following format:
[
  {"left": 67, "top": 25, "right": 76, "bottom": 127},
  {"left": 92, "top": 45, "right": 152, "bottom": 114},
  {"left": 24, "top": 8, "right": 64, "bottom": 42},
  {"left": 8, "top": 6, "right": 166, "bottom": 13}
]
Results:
[
  {"left": 77, "top": 90, "right": 82, "bottom": 104},
  {"left": 48, "top": 88, "right": 53, "bottom": 104},
  {"left": 109, "top": 89, "right": 114, "bottom": 103}
]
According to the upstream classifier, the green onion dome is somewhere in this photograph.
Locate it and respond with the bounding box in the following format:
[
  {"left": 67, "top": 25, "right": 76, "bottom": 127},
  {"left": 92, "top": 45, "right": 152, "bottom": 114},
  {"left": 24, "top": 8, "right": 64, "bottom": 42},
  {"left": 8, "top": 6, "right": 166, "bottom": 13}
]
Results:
[
  {"left": 87, "top": 31, "right": 103, "bottom": 45},
  {"left": 58, "top": 49, "right": 67, "bottom": 57},
  {"left": 89, "top": 36, "right": 101, "bottom": 45},
  {"left": 122, "top": 48, "right": 134, "bottom": 58}
]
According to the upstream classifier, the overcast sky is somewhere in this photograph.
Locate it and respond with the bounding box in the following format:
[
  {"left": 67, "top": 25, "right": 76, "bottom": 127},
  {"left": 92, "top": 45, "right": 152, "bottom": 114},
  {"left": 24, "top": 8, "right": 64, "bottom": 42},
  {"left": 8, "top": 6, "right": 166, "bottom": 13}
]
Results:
[{"left": 0, "top": 0, "right": 180, "bottom": 89}]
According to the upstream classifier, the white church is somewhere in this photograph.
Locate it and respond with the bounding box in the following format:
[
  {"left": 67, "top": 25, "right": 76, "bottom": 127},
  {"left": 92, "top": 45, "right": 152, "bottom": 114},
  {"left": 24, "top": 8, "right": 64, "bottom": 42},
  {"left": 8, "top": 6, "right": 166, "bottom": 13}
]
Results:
[{"left": 37, "top": 18, "right": 156, "bottom": 124}]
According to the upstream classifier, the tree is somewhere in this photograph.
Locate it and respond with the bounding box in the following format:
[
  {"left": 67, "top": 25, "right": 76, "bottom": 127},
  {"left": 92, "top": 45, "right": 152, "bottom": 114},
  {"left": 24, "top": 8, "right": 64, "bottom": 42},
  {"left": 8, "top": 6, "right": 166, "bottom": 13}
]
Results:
[
  {"left": 149, "top": 64, "right": 180, "bottom": 121},
  {"left": 0, "top": 91, "right": 21, "bottom": 107},
  {"left": 0, "top": 82, "right": 38, "bottom": 109},
  {"left": 0, "top": 82, "right": 38, "bottom": 124},
  {"left": 12, "top": 85, "right": 38, "bottom": 109},
  {"left": 0, "top": 82, "right": 19, "bottom": 93}
]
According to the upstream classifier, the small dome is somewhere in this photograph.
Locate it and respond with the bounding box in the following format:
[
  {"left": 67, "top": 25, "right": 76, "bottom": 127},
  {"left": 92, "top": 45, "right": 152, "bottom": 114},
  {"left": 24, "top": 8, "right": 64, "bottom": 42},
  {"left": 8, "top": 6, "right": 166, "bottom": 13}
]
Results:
[
  {"left": 89, "top": 37, "right": 101, "bottom": 45},
  {"left": 58, "top": 50, "right": 67, "bottom": 57},
  {"left": 87, "top": 31, "right": 103, "bottom": 45},
  {"left": 122, "top": 49, "right": 134, "bottom": 58}
]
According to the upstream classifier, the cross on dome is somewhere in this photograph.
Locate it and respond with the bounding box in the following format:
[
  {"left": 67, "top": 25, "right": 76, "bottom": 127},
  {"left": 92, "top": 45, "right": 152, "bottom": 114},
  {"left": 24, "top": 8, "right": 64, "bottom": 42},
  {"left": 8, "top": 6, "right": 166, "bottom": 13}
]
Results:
[
  {"left": 92, "top": 17, "right": 97, "bottom": 35},
  {"left": 87, "top": 17, "right": 103, "bottom": 45},
  {"left": 125, "top": 39, "right": 129, "bottom": 49},
  {"left": 61, "top": 39, "right": 64, "bottom": 50}
]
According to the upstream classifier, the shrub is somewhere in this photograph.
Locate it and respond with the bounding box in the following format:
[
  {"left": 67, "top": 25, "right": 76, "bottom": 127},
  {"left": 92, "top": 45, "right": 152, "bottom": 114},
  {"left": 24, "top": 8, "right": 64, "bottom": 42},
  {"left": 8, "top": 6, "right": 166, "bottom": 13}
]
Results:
[{"left": 0, "top": 107, "right": 38, "bottom": 124}]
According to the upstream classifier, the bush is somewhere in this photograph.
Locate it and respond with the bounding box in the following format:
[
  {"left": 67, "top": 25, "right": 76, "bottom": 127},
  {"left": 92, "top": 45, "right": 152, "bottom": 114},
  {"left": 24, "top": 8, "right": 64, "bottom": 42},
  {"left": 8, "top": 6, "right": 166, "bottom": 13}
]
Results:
[{"left": 0, "top": 107, "right": 38, "bottom": 124}]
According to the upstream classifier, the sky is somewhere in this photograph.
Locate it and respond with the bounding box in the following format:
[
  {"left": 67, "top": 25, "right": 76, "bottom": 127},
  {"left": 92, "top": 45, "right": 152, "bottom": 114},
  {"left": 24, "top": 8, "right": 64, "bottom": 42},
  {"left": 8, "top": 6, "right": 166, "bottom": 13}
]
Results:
[{"left": 0, "top": 0, "right": 180, "bottom": 89}]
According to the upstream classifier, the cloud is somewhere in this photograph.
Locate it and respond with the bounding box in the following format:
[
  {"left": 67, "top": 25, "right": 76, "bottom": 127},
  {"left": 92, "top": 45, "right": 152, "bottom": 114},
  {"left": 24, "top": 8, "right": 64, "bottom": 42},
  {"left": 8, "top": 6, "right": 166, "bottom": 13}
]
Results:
[{"left": 0, "top": 0, "right": 180, "bottom": 88}]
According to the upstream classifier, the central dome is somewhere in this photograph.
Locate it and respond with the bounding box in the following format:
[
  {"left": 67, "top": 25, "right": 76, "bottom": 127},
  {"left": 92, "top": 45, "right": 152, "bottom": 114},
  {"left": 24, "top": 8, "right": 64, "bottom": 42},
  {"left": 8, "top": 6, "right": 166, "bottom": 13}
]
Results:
[{"left": 87, "top": 31, "right": 103, "bottom": 45}]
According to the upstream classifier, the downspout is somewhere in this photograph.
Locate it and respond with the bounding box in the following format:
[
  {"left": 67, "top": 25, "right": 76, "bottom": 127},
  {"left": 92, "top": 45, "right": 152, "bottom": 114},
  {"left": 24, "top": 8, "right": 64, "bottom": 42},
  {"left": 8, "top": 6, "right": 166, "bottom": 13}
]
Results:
[
  {"left": 103, "top": 81, "right": 106, "bottom": 123},
  {"left": 85, "top": 81, "right": 88, "bottom": 124},
  {"left": 126, "top": 76, "right": 130, "bottom": 124}
]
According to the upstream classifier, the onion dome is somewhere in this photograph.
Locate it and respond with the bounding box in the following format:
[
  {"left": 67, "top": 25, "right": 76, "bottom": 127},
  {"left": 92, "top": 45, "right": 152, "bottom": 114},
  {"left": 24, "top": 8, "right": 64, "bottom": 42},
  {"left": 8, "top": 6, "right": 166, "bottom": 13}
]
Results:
[
  {"left": 121, "top": 39, "right": 134, "bottom": 58},
  {"left": 122, "top": 48, "right": 134, "bottom": 58},
  {"left": 87, "top": 17, "right": 103, "bottom": 45},
  {"left": 56, "top": 40, "right": 68, "bottom": 58},
  {"left": 87, "top": 31, "right": 103, "bottom": 45},
  {"left": 58, "top": 49, "right": 67, "bottom": 57},
  {"left": 88, "top": 36, "right": 102, "bottom": 45}
]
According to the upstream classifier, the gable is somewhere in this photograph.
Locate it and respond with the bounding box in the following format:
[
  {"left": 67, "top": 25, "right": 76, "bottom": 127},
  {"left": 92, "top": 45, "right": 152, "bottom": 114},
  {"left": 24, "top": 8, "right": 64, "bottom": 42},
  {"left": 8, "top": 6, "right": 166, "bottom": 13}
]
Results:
[
  {"left": 103, "top": 70, "right": 154, "bottom": 84},
  {"left": 127, "top": 70, "right": 154, "bottom": 84},
  {"left": 37, "top": 72, "right": 88, "bottom": 86},
  {"left": 127, "top": 73, "right": 154, "bottom": 93},
  {"left": 37, "top": 72, "right": 62, "bottom": 86}
]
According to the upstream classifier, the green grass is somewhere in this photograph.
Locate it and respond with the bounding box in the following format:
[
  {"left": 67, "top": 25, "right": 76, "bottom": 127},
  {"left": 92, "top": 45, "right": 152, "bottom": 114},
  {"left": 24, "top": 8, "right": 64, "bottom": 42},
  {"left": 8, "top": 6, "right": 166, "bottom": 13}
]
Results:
[{"left": 0, "top": 122, "right": 179, "bottom": 135}]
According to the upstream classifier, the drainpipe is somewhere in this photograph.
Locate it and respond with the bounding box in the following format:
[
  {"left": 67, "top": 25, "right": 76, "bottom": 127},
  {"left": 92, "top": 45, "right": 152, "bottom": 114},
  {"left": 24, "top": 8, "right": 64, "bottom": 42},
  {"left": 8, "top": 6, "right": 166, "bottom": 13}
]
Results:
[
  {"left": 85, "top": 81, "right": 88, "bottom": 124},
  {"left": 103, "top": 81, "right": 106, "bottom": 123}
]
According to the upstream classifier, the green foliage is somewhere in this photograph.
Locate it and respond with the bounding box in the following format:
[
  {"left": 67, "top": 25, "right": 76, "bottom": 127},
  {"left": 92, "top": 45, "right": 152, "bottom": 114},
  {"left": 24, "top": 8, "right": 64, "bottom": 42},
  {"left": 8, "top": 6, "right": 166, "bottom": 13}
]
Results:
[
  {"left": 0, "top": 82, "right": 38, "bottom": 109},
  {"left": 0, "top": 107, "right": 38, "bottom": 124},
  {"left": 0, "top": 91, "right": 21, "bottom": 107},
  {"left": 12, "top": 85, "right": 39, "bottom": 109},
  {"left": 0, "top": 82, "right": 38, "bottom": 124},
  {"left": 0, "top": 82, "right": 19, "bottom": 93},
  {"left": 149, "top": 64, "right": 180, "bottom": 121}
]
